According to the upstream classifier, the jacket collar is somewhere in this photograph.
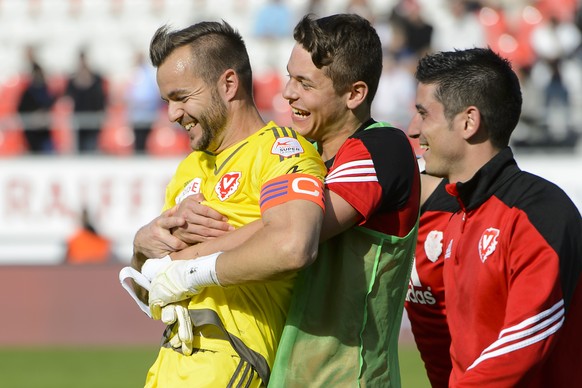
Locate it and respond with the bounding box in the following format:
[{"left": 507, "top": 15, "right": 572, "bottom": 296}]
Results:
[{"left": 446, "top": 147, "right": 520, "bottom": 211}]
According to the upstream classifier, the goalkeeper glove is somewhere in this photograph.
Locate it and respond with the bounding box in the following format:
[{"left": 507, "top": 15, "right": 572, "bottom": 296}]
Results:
[
  {"left": 118, "top": 255, "right": 173, "bottom": 318},
  {"left": 162, "top": 301, "right": 194, "bottom": 356},
  {"left": 142, "top": 255, "right": 172, "bottom": 281},
  {"left": 149, "top": 252, "right": 222, "bottom": 320}
]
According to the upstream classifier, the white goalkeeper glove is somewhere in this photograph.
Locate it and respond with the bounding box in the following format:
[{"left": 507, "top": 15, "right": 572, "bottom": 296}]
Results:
[
  {"left": 118, "top": 255, "right": 173, "bottom": 318},
  {"left": 142, "top": 255, "right": 172, "bottom": 281},
  {"left": 149, "top": 252, "right": 222, "bottom": 320},
  {"left": 163, "top": 301, "right": 194, "bottom": 356},
  {"left": 145, "top": 256, "right": 195, "bottom": 355}
]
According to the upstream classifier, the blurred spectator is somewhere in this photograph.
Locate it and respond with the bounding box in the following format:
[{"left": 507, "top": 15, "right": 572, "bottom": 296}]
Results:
[
  {"left": 512, "top": 65, "right": 548, "bottom": 146},
  {"left": 126, "top": 51, "right": 161, "bottom": 154},
  {"left": 252, "top": 0, "right": 293, "bottom": 40},
  {"left": 531, "top": 15, "right": 581, "bottom": 70},
  {"left": 252, "top": 0, "right": 294, "bottom": 75},
  {"left": 65, "top": 50, "right": 107, "bottom": 153},
  {"left": 389, "top": 0, "right": 433, "bottom": 58},
  {"left": 430, "top": 0, "right": 486, "bottom": 52},
  {"left": 576, "top": 3, "right": 582, "bottom": 48},
  {"left": 65, "top": 208, "right": 112, "bottom": 264},
  {"left": 372, "top": 51, "right": 416, "bottom": 127},
  {"left": 530, "top": 15, "right": 582, "bottom": 143},
  {"left": 305, "top": 0, "right": 327, "bottom": 17},
  {"left": 17, "top": 48, "right": 56, "bottom": 154},
  {"left": 345, "top": 0, "right": 374, "bottom": 23}
]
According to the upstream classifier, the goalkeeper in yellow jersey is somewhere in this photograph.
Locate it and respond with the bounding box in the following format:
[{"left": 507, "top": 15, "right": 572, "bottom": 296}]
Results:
[{"left": 120, "top": 21, "right": 326, "bottom": 387}]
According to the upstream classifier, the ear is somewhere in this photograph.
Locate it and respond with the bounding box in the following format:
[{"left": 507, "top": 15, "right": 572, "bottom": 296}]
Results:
[
  {"left": 462, "top": 106, "right": 481, "bottom": 140},
  {"left": 219, "top": 69, "right": 238, "bottom": 101},
  {"left": 346, "top": 81, "right": 368, "bottom": 110}
]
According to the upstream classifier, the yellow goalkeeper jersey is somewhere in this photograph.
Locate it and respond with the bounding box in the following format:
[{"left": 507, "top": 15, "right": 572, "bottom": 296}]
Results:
[{"left": 147, "top": 122, "right": 325, "bottom": 387}]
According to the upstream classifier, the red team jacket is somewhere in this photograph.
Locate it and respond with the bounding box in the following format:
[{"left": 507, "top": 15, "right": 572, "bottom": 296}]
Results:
[
  {"left": 405, "top": 177, "right": 458, "bottom": 388},
  {"left": 443, "top": 148, "right": 582, "bottom": 387}
]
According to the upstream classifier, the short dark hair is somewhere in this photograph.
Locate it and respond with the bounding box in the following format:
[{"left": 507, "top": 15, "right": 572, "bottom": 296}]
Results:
[
  {"left": 149, "top": 21, "right": 253, "bottom": 93},
  {"left": 293, "top": 13, "right": 382, "bottom": 105},
  {"left": 415, "top": 47, "right": 522, "bottom": 149}
]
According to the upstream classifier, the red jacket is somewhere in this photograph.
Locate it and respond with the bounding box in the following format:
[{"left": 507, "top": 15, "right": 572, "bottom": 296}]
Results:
[
  {"left": 405, "top": 177, "right": 457, "bottom": 388},
  {"left": 443, "top": 148, "right": 582, "bottom": 387}
]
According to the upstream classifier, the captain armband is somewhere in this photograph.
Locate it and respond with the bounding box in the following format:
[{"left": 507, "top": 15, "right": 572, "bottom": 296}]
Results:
[{"left": 260, "top": 173, "right": 325, "bottom": 213}]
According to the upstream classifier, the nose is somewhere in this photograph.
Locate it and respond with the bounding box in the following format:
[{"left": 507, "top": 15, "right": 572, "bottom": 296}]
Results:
[
  {"left": 282, "top": 78, "right": 297, "bottom": 102},
  {"left": 167, "top": 101, "right": 183, "bottom": 123},
  {"left": 407, "top": 115, "right": 420, "bottom": 139}
]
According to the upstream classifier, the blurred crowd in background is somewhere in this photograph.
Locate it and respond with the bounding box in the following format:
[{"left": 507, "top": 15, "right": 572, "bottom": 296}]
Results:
[{"left": 1, "top": 0, "right": 581, "bottom": 157}]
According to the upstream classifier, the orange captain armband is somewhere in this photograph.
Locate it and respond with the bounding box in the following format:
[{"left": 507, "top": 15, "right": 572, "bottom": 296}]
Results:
[{"left": 260, "top": 173, "right": 325, "bottom": 213}]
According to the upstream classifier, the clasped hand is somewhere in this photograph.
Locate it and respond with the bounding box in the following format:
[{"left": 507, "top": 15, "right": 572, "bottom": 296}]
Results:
[{"left": 142, "top": 253, "right": 222, "bottom": 354}]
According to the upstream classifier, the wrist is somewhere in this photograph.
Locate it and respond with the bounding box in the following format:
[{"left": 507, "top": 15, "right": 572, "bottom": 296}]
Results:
[{"left": 183, "top": 252, "right": 222, "bottom": 290}]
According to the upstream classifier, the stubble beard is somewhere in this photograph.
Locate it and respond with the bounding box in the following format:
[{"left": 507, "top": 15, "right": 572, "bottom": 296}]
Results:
[{"left": 192, "top": 89, "right": 228, "bottom": 152}]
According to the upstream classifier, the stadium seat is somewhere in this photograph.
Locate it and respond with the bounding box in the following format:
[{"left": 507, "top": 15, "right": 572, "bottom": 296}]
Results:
[
  {"left": 0, "top": 76, "right": 29, "bottom": 156},
  {"left": 98, "top": 105, "right": 134, "bottom": 156},
  {"left": 253, "top": 70, "right": 283, "bottom": 112},
  {"left": 0, "top": 75, "right": 28, "bottom": 115},
  {"left": 479, "top": 5, "right": 541, "bottom": 69},
  {"left": 146, "top": 111, "right": 191, "bottom": 157},
  {"left": 0, "top": 122, "right": 28, "bottom": 156}
]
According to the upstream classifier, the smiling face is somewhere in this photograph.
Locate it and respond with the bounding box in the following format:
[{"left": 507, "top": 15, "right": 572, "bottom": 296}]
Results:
[
  {"left": 407, "top": 82, "right": 466, "bottom": 180},
  {"left": 282, "top": 44, "right": 350, "bottom": 142},
  {"left": 156, "top": 45, "right": 228, "bottom": 151}
]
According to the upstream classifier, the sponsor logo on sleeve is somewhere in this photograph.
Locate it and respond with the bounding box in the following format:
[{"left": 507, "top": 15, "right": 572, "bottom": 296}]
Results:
[
  {"left": 271, "top": 137, "right": 304, "bottom": 157},
  {"left": 215, "top": 172, "right": 241, "bottom": 201},
  {"left": 478, "top": 227, "right": 500, "bottom": 263}
]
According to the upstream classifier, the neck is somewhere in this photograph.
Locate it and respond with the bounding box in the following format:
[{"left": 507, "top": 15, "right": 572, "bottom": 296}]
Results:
[
  {"left": 320, "top": 114, "right": 370, "bottom": 162},
  {"left": 213, "top": 102, "right": 266, "bottom": 154},
  {"left": 448, "top": 145, "right": 501, "bottom": 184}
]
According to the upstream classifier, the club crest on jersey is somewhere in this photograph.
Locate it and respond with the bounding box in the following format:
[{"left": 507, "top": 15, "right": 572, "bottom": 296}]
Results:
[
  {"left": 271, "top": 137, "right": 304, "bottom": 157},
  {"left": 215, "top": 172, "right": 241, "bottom": 201},
  {"left": 478, "top": 227, "right": 500, "bottom": 263},
  {"left": 176, "top": 177, "right": 202, "bottom": 204},
  {"left": 424, "top": 230, "right": 443, "bottom": 263}
]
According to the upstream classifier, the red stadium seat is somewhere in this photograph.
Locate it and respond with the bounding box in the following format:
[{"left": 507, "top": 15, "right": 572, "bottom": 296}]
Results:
[
  {"left": 478, "top": 5, "right": 540, "bottom": 69},
  {"left": 98, "top": 105, "right": 134, "bottom": 156},
  {"left": 253, "top": 70, "right": 283, "bottom": 112},
  {"left": 0, "top": 122, "right": 28, "bottom": 156},
  {"left": 0, "top": 76, "right": 29, "bottom": 156},
  {"left": 0, "top": 75, "right": 28, "bottom": 115},
  {"left": 146, "top": 111, "right": 191, "bottom": 157}
]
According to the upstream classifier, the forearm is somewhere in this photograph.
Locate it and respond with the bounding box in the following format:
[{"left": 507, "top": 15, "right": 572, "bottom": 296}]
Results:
[
  {"left": 454, "top": 342, "right": 553, "bottom": 387},
  {"left": 147, "top": 200, "right": 324, "bottom": 319},
  {"left": 214, "top": 201, "right": 323, "bottom": 286}
]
